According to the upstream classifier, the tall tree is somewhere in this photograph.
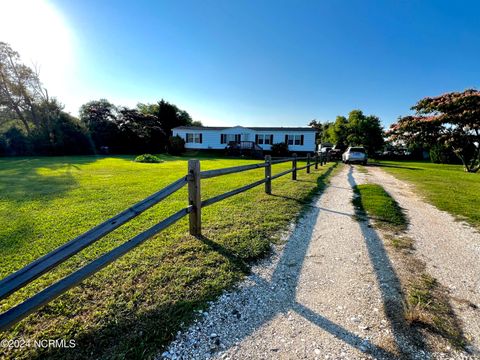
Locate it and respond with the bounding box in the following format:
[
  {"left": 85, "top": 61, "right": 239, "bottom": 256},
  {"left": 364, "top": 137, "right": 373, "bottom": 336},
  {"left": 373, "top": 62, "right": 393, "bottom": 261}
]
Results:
[
  {"left": 320, "top": 122, "right": 332, "bottom": 143},
  {"left": 137, "top": 99, "right": 193, "bottom": 134},
  {"left": 79, "top": 99, "right": 119, "bottom": 149},
  {"left": 389, "top": 89, "right": 480, "bottom": 172},
  {"left": 313, "top": 111, "right": 384, "bottom": 154},
  {"left": 323, "top": 116, "right": 348, "bottom": 148},
  {"left": 191, "top": 120, "right": 203, "bottom": 127},
  {"left": 116, "top": 107, "right": 166, "bottom": 153},
  {"left": 346, "top": 110, "right": 384, "bottom": 154},
  {"left": 309, "top": 119, "right": 323, "bottom": 144},
  {"left": 0, "top": 42, "right": 50, "bottom": 134}
]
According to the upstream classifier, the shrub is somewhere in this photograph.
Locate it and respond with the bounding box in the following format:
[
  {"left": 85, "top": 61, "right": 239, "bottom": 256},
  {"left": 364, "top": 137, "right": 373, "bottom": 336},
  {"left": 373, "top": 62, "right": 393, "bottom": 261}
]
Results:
[
  {"left": 52, "top": 114, "right": 95, "bottom": 155},
  {"left": 4, "top": 127, "right": 30, "bottom": 155},
  {"left": 30, "top": 113, "right": 95, "bottom": 155},
  {"left": 271, "top": 142, "right": 289, "bottom": 156},
  {"left": 0, "top": 135, "right": 7, "bottom": 156},
  {"left": 134, "top": 154, "right": 163, "bottom": 163},
  {"left": 429, "top": 144, "right": 461, "bottom": 164},
  {"left": 167, "top": 135, "right": 185, "bottom": 155}
]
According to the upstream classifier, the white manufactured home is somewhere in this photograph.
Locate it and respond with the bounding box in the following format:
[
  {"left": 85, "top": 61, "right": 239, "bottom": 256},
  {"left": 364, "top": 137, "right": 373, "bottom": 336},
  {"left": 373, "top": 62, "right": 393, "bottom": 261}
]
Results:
[{"left": 172, "top": 126, "right": 317, "bottom": 152}]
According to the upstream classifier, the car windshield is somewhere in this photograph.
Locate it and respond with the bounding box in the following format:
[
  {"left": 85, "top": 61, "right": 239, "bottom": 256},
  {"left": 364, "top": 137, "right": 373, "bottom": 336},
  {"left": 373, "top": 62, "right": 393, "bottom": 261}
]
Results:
[{"left": 350, "top": 147, "right": 365, "bottom": 153}]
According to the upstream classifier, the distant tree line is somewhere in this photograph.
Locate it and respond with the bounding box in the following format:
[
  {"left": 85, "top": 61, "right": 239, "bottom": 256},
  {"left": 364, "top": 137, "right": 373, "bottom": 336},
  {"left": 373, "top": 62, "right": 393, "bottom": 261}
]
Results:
[
  {"left": 309, "top": 110, "right": 385, "bottom": 155},
  {"left": 0, "top": 42, "right": 198, "bottom": 156},
  {"left": 79, "top": 99, "right": 200, "bottom": 154}
]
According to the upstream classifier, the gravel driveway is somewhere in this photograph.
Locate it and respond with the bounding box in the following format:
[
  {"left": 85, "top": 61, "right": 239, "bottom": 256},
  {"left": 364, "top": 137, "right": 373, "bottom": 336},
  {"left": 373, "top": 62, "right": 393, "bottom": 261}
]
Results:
[
  {"left": 364, "top": 166, "right": 480, "bottom": 354},
  {"left": 160, "top": 165, "right": 479, "bottom": 360}
]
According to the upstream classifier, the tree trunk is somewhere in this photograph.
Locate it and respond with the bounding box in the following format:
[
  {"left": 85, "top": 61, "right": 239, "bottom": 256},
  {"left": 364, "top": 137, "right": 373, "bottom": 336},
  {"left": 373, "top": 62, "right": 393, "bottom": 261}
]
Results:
[
  {"left": 453, "top": 147, "right": 479, "bottom": 173},
  {"left": 466, "top": 152, "right": 480, "bottom": 173}
]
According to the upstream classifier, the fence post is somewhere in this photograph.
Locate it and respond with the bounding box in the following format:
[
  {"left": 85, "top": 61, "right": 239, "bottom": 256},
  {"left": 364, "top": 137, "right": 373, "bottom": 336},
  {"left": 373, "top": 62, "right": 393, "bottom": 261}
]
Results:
[
  {"left": 307, "top": 153, "right": 311, "bottom": 174},
  {"left": 265, "top": 155, "right": 272, "bottom": 194},
  {"left": 292, "top": 153, "right": 297, "bottom": 180},
  {"left": 315, "top": 153, "right": 319, "bottom": 170},
  {"left": 188, "top": 159, "right": 201, "bottom": 236}
]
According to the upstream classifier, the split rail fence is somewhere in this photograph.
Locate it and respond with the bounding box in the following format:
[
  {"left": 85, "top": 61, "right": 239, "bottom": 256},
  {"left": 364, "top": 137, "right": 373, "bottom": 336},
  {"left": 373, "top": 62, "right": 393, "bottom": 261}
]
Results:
[{"left": 0, "top": 153, "right": 326, "bottom": 331}]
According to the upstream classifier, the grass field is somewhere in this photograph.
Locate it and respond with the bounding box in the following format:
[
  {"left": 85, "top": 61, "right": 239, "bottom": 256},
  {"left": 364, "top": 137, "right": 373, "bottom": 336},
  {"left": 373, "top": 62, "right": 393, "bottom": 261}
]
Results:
[
  {"left": 352, "top": 183, "right": 408, "bottom": 231},
  {"left": 0, "top": 153, "right": 337, "bottom": 359},
  {"left": 374, "top": 161, "right": 480, "bottom": 229}
]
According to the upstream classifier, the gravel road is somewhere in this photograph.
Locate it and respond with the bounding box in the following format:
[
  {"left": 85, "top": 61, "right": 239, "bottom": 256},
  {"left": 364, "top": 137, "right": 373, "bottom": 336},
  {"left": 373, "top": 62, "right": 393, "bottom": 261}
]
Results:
[
  {"left": 160, "top": 165, "right": 479, "bottom": 360},
  {"left": 364, "top": 165, "right": 480, "bottom": 354}
]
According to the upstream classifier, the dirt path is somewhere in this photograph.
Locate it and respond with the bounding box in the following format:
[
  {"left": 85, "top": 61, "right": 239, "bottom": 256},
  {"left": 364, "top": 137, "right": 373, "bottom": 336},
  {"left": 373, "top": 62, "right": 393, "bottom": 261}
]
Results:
[
  {"left": 363, "top": 166, "right": 480, "bottom": 353},
  {"left": 161, "top": 165, "right": 477, "bottom": 359}
]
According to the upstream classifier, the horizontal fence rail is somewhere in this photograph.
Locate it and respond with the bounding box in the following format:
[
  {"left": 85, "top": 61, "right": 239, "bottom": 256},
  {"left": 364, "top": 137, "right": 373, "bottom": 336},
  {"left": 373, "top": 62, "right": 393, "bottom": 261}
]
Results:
[
  {"left": 0, "top": 176, "right": 188, "bottom": 302},
  {"left": 200, "top": 162, "right": 267, "bottom": 179},
  {"left": 0, "top": 207, "right": 192, "bottom": 332},
  {"left": 0, "top": 152, "right": 326, "bottom": 332},
  {"left": 270, "top": 157, "right": 295, "bottom": 164},
  {"left": 201, "top": 178, "right": 267, "bottom": 207},
  {"left": 270, "top": 168, "right": 294, "bottom": 180}
]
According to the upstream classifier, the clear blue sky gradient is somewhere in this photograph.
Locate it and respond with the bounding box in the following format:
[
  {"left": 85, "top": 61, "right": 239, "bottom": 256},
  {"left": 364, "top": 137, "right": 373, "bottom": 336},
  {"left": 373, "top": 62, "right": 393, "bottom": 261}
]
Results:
[{"left": 55, "top": 0, "right": 479, "bottom": 127}]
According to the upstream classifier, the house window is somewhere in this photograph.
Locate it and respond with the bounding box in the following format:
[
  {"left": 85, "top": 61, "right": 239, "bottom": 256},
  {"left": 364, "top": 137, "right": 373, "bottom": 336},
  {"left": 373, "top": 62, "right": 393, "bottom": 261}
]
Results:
[
  {"left": 186, "top": 133, "right": 202, "bottom": 143},
  {"left": 256, "top": 134, "right": 273, "bottom": 145},
  {"left": 287, "top": 135, "right": 303, "bottom": 145},
  {"left": 221, "top": 134, "right": 241, "bottom": 144}
]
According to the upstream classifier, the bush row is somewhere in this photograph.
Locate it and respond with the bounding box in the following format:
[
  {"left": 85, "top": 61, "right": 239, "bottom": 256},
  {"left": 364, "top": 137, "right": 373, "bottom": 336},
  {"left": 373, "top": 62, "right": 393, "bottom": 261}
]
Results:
[{"left": 0, "top": 120, "right": 186, "bottom": 157}]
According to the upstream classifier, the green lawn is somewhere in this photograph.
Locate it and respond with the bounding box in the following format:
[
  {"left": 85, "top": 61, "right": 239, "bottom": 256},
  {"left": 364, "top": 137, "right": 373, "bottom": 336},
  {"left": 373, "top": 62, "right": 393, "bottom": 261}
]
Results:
[
  {"left": 375, "top": 161, "right": 480, "bottom": 229},
  {"left": 0, "top": 154, "right": 337, "bottom": 359},
  {"left": 352, "top": 183, "right": 408, "bottom": 231}
]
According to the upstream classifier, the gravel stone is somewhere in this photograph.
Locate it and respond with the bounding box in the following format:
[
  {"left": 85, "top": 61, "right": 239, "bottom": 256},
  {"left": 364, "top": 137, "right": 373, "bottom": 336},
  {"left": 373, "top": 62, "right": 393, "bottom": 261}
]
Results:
[
  {"left": 158, "top": 166, "right": 479, "bottom": 359},
  {"left": 363, "top": 166, "right": 480, "bottom": 354}
]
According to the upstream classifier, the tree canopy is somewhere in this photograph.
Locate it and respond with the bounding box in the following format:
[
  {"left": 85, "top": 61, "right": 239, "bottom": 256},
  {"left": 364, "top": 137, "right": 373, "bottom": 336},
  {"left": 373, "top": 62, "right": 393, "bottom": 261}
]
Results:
[
  {"left": 1, "top": 43, "right": 199, "bottom": 156},
  {"left": 389, "top": 89, "right": 480, "bottom": 172},
  {"left": 316, "top": 110, "right": 384, "bottom": 154},
  {"left": 0, "top": 42, "right": 94, "bottom": 155},
  {"left": 79, "top": 99, "right": 196, "bottom": 153},
  {"left": 137, "top": 99, "right": 199, "bottom": 133}
]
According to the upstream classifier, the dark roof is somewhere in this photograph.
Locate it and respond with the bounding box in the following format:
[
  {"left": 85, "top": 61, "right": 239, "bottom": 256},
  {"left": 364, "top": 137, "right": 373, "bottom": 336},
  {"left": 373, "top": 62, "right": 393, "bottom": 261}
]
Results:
[{"left": 173, "top": 126, "right": 317, "bottom": 132}]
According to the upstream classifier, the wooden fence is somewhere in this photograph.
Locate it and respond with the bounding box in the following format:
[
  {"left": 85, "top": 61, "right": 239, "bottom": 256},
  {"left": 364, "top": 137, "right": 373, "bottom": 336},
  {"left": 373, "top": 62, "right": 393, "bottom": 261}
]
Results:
[{"left": 0, "top": 153, "right": 326, "bottom": 331}]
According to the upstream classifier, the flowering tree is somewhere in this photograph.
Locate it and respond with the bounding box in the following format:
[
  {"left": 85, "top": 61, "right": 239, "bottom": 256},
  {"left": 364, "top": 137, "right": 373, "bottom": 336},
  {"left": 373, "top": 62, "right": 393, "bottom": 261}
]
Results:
[{"left": 389, "top": 89, "right": 480, "bottom": 172}]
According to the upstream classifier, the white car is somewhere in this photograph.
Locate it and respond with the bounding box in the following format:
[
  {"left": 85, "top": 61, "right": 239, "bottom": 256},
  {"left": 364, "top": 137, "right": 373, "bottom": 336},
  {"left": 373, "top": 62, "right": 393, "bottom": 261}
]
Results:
[{"left": 342, "top": 147, "right": 367, "bottom": 165}]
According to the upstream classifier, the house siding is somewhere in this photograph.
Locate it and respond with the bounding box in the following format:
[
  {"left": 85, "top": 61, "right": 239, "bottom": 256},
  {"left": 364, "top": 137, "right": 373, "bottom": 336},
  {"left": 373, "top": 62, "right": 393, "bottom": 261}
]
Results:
[{"left": 172, "top": 126, "right": 316, "bottom": 152}]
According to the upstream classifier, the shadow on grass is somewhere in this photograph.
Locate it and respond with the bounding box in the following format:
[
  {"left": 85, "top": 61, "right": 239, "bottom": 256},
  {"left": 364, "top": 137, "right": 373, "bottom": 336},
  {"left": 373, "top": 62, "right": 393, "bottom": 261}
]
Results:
[
  {"left": 196, "top": 235, "right": 250, "bottom": 275},
  {"left": 19, "top": 163, "right": 346, "bottom": 359},
  {"left": 156, "top": 151, "right": 251, "bottom": 162},
  {"left": 0, "top": 157, "right": 100, "bottom": 201},
  {"left": 371, "top": 163, "right": 423, "bottom": 171},
  {"left": 30, "top": 298, "right": 212, "bottom": 360},
  {"left": 7, "top": 164, "right": 332, "bottom": 359},
  {"left": 0, "top": 221, "right": 37, "bottom": 254},
  {"left": 347, "top": 166, "right": 429, "bottom": 355},
  {"left": 351, "top": 185, "right": 408, "bottom": 230},
  {"left": 11, "top": 162, "right": 417, "bottom": 360},
  {"left": 0, "top": 157, "right": 100, "bottom": 255},
  {"left": 299, "top": 163, "right": 338, "bottom": 200}
]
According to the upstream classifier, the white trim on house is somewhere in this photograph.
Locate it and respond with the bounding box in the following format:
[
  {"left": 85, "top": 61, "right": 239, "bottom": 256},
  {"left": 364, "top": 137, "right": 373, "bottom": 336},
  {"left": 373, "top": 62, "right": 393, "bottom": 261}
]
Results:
[{"left": 172, "top": 126, "right": 317, "bottom": 152}]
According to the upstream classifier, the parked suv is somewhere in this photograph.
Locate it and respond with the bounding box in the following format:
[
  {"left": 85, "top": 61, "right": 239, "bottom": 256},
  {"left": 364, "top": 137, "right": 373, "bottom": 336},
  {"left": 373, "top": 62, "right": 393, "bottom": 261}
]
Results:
[{"left": 342, "top": 147, "right": 367, "bottom": 165}]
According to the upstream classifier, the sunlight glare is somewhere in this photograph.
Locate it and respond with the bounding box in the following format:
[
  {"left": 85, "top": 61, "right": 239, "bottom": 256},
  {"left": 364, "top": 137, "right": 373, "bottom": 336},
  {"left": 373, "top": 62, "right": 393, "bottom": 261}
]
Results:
[{"left": 0, "top": 0, "right": 75, "bottom": 98}]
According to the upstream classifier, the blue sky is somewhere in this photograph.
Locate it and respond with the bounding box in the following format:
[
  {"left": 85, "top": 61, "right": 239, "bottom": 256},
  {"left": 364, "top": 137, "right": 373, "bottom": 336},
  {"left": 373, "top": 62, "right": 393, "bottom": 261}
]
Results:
[{"left": 4, "top": 0, "right": 479, "bottom": 127}]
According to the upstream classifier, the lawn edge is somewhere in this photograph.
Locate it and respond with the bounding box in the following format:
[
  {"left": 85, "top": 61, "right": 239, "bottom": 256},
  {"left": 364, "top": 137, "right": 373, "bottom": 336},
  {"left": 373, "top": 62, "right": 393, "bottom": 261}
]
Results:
[{"left": 352, "top": 180, "right": 468, "bottom": 351}]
